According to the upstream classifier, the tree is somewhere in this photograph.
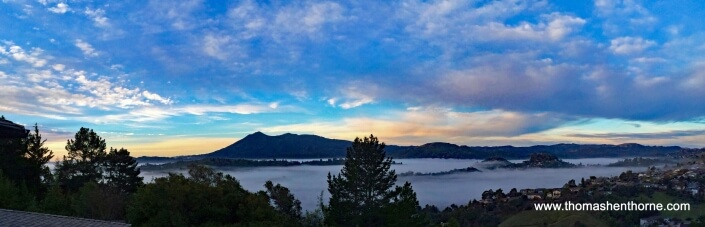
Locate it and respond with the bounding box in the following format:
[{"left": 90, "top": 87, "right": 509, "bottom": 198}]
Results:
[
  {"left": 39, "top": 184, "right": 72, "bottom": 216},
  {"left": 265, "top": 180, "right": 302, "bottom": 222},
  {"left": 103, "top": 147, "right": 143, "bottom": 194},
  {"left": 0, "top": 171, "right": 36, "bottom": 211},
  {"left": 382, "top": 181, "right": 423, "bottom": 225},
  {"left": 72, "top": 182, "right": 127, "bottom": 221},
  {"left": 23, "top": 124, "right": 54, "bottom": 196},
  {"left": 509, "top": 188, "right": 519, "bottom": 197},
  {"left": 128, "top": 165, "right": 290, "bottom": 226},
  {"left": 55, "top": 127, "right": 107, "bottom": 192},
  {"left": 1, "top": 119, "right": 53, "bottom": 202},
  {"left": 326, "top": 135, "right": 421, "bottom": 226}
]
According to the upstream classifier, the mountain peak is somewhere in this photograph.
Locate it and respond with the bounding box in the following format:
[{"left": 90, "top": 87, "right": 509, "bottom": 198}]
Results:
[
  {"left": 249, "top": 131, "right": 268, "bottom": 137},
  {"left": 206, "top": 131, "right": 352, "bottom": 158}
]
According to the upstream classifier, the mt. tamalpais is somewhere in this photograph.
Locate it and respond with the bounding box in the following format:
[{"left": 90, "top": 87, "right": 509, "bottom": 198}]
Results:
[{"left": 138, "top": 132, "right": 686, "bottom": 161}]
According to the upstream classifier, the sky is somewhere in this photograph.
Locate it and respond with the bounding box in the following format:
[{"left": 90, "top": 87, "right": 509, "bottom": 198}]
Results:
[{"left": 2, "top": 0, "right": 705, "bottom": 158}]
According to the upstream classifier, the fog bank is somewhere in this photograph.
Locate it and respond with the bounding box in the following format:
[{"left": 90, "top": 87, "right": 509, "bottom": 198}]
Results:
[{"left": 140, "top": 158, "right": 644, "bottom": 210}]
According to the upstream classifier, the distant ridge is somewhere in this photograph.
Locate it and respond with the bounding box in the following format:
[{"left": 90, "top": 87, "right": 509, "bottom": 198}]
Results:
[
  {"left": 198, "top": 132, "right": 685, "bottom": 159},
  {"left": 205, "top": 131, "right": 353, "bottom": 158}
]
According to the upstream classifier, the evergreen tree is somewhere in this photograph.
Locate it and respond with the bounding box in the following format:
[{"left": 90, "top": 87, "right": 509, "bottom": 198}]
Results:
[
  {"left": 72, "top": 182, "right": 126, "bottom": 221},
  {"left": 55, "top": 127, "right": 107, "bottom": 192},
  {"left": 0, "top": 171, "right": 36, "bottom": 211},
  {"left": 39, "top": 184, "right": 72, "bottom": 216},
  {"left": 23, "top": 124, "right": 54, "bottom": 196},
  {"left": 326, "top": 135, "right": 421, "bottom": 226},
  {"left": 127, "top": 165, "right": 289, "bottom": 226},
  {"left": 103, "top": 147, "right": 143, "bottom": 194},
  {"left": 265, "top": 180, "right": 302, "bottom": 222}
]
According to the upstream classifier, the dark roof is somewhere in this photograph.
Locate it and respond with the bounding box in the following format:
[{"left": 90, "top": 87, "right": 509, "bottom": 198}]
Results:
[
  {"left": 0, "top": 118, "right": 28, "bottom": 138},
  {"left": 0, "top": 209, "right": 131, "bottom": 227}
]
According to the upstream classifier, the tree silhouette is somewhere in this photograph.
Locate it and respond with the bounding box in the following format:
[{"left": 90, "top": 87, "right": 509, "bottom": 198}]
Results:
[
  {"left": 56, "top": 127, "right": 107, "bottom": 192},
  {"left": 326, "top": 135, "right": 421, "bottom": 226},
  {"left": 265, "top": 180, "right": 302, "bottom": 222},
  {"left": 103, "top": 147, "right": 143, "bottom": 194},
  {"left": 24, "top": 123, "right": 54, "bottom": 196}
]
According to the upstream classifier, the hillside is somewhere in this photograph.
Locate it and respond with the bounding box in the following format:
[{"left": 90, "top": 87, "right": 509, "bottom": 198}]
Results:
[
  {"left": 388, "top": 142, "right": 682, "bottom": 159},
  {"left": 205, "top": 132, "right": 354, "bottom": 158},
  {"left": 196, "top": 132, "right": 684, "bottom": 159},
  {"left": 500, "top": 211, "right": 608, "bottom": 227},
  {"left": 508, "top": 153, "right": 576, "bottom": 168},
  {"left": 479, "top": 157, "right": 514, "bottom": 169}
]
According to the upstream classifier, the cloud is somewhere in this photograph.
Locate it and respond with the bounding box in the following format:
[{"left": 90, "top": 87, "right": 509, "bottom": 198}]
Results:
[
  {"left": 323, "top": 43, "right": 695, "bottom": 121},
  {"left": 0, "top": 42, "right": 172, "bottom": 120},
  {"left": 0, "top": 42, "right": 47, "bottom": 67},
  {"left": 82, "top": 102, "right": 295, "bottom": 124},
  {"left": 136, "top": 0, "right": 204, "bottom": 31},
  {"left": 142, "top": 91, "right": 173, "bottom": 105},
  {"left": 594, "top": 0, "right": 657, "bottom": 34},
  {"left": 202, "top": 34, "right": 233, "bottom": 60},
  {"left": 471, "top": 13, "right": 586, "bottom": 42},
  {"left": 274, "top": 2, "right": 344, "bottom": 36},
  {"left": 52, "top": 64, "right": 65, "bottom": 71},
  {"left": 402, "top": 0, "right": 581, "bottom": 43},
  {"left": 262, "top": 107, "right": 572, "bottom": 145},
  {"left": 85, "top": 8, "right": 110, "bottom": 27},
  {"left": 325, "top": 82, "right": 378, "bottom": 109},
  {"left": 609, "top": 37, "right": 656, "bottom": 54},
  {"left": 74, "top": 39, "right": 98, "bottom": 57},
  {"left": 48, "top": 3, "right": 69, "bottom": 14},
  {"left": 567, "top": 130, "right": 705, "bottom": 140}
]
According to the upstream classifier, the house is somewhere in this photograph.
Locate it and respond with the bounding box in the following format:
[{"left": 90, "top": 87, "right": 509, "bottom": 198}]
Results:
[
  {"left": 520, "top": 189, "right": 530, "bottom": 195},
  {"left": 0, "top": 117, "right": 29, "bottom": 138},
  {"left": 0, "top": 209, "right": 130, "bottom": 227},
  {"left": 687, "top": 171, "right": 698, "bottom": 178},
  {"left": 527, "top": 194, "right": 542, "bottom": 200},
  {"left": 688, "top": 182, "right": 700, "bottom": 195},
  {"left": 639, "top": 216, "right": 660, "bottom": 226}
]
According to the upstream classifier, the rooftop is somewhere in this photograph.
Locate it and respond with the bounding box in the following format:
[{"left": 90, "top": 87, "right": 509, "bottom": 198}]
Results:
[
  {"left": 0, "top": 117, "right": 28, "bottom": 138},
  {"left": 0, "top": 209, "right": 130, "bottom": 227}
]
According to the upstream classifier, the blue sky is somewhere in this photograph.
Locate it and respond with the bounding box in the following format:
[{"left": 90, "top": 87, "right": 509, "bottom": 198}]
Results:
[{"left": 2, "top": 0, "right": 705, "bottom": 157}]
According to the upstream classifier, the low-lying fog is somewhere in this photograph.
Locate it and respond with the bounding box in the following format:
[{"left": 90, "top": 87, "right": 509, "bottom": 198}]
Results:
[{"left": 140, "top": 158, "right": 646, "bottom": 211}]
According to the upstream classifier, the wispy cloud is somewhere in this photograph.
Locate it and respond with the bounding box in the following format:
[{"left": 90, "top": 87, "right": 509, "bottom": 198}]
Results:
[
  {"left": 0, "top": 42, "right": 47, "bottom": 67},
  {"left": 85, "top": 8, "right": 110, "bottom": 27},
  {"left": 609, "top": 36, "right": 656, "bottom": 55},
  {"left": 81, "top": 102, "right": 296, "bottom": 124},
  {"left": 567, "top": 130, "right": 705, "bottom": 140},
  {"left": 74, "top": 39, "right": 98, "bottom": 57},
  {"left": 0, "top": 42, "right": 172, "bottom": 120},
  {"left": 262, "top": 107, "right": 573, "bottom": 145},
  {"left": 48, "top": 3, "right": 70, "bottom": 14}
]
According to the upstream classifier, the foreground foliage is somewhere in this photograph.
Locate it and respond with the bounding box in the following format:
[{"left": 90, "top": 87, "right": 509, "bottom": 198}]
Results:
[
  {"left": 326, "top": 135, "right": 423, "bottom": 226},
  {"left": 128, "top": 165, "right": 298, "bottom": 226}
]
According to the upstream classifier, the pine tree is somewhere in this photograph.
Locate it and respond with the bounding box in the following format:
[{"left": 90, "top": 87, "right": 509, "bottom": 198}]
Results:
[
  {"left": 265, "top": 180, "right": 302, "bottom": 222},
  {"left": 55, "top": 127, "right": 107, "bottom": 192},
  {"left": 103, "top": 147, "right": 143, "bottom": 194},
  {"left": 24, "top": 124, "right": 54, "bottom": 196},
  {"left": 326, "top": 135, "right": 421, "bottom": 226}
]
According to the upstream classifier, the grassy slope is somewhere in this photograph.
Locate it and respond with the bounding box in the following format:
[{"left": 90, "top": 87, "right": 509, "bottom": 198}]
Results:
[
  {"left": 636, "top": 192, "right": 705, "bottom": 219},
  {"left": 499, "top": 210, "right": 608, "bottom": 227}
]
